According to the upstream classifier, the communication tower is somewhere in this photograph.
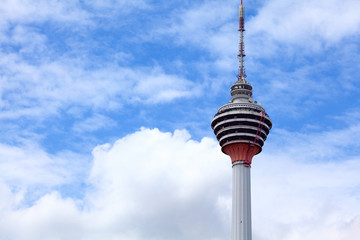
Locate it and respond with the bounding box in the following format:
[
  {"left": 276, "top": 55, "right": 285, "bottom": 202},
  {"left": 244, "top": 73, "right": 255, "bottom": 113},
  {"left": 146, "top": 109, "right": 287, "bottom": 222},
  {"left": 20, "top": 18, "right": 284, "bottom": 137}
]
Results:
[{"left": 211, "top": 1, "right": 272, "bottom": 239}]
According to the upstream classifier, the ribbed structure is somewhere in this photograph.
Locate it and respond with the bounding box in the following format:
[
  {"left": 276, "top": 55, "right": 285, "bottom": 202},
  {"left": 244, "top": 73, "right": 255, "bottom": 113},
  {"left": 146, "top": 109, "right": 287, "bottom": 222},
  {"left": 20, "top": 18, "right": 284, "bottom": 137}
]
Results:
[{"left": 211, "top": 80, "right": 272, "bottom": 156}]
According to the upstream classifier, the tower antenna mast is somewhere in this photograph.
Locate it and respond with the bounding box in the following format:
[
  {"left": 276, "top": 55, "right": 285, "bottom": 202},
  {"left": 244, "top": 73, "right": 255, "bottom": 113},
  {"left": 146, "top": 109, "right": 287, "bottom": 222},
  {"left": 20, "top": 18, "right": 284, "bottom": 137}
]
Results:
[{"left": 238, "top": 0, "right": 246, "bottom": 82}]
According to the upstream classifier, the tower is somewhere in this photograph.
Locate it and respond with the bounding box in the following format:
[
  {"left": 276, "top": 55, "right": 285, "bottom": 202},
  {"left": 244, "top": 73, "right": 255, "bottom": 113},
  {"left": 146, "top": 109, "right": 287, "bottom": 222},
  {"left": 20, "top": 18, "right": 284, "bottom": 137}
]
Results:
[{"left": 210, "top": 1, "right": 272, "bottom": 239}]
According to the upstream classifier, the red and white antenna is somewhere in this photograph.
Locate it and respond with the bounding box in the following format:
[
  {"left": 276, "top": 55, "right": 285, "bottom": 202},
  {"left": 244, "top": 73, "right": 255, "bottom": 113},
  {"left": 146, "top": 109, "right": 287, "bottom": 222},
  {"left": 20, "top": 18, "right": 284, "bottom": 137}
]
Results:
[{"left": 237, "top": 0, "right": 246, "bottom": 82}]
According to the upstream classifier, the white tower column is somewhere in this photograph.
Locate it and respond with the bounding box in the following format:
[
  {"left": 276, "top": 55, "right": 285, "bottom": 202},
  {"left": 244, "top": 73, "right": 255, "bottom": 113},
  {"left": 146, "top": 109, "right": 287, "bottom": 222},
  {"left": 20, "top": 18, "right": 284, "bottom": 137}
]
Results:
[{"left": 232, "top": 162, "right": 252, "bottom": 240}]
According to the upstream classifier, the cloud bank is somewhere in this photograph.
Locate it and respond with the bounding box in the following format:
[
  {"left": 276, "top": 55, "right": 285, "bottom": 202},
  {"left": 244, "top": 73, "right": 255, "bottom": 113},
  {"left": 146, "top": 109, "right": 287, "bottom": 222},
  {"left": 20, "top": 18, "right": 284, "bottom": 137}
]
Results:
[{"left": 0, "top": 128, "right": 359, "bottom": 239}]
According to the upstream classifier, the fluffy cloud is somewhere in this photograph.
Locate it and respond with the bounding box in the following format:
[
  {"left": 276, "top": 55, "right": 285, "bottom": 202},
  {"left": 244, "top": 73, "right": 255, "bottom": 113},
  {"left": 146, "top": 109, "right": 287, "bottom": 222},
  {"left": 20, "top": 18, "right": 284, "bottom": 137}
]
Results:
[
  {"left": 86, "top": 128, "right": 230, "bottom": 240},
  {"left": 0, "top": 127, "right": 359, "bottom": 239},
  {"left": 0, "top": 143, "right": 74, "bottom": 187},
  {"left": 0, "top": 128, "right": 230, "bottom": 240}
]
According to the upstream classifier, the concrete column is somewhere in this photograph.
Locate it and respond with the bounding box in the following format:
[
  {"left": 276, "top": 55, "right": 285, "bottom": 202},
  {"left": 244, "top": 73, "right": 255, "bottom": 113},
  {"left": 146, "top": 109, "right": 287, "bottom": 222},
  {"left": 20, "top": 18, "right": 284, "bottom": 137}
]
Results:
[{"left": 232, "top": 162, "right": 252, "bottom": 240}]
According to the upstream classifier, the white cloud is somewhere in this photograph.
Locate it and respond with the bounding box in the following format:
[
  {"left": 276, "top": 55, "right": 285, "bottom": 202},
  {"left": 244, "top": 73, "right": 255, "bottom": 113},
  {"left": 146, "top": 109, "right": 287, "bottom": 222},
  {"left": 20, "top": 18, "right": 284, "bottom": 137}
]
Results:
[
  {"left": 0, "top": 0, "right": 90, "bottom": 30},
  {"left": 86, "top": 128, "right": 230, "bottom": 239},
  {"left": 247, "top": 0, "right": 360, "bottom": 55},
  {"left": 153, "top": 0, "right": 360, "bottom": 65},
  {"left": 153, "top": 0, "right": 237, "bottom": 72},
  {"left": 72, "top": 114, "right": 117, "bottom": 133},
  {"left": 130, "top": 66, "right": 200, "bottom": 103},
  {"left": 85, "top": 0, "right": 149, "bottom": 12},
  {"left": 253, "top": 153, "right": 360, "bottom": 240},
  {"left": 0, "top": 127, "right": 359, "bottom": 239},
  {"left": 0, "top": 143, "right": 72, "bottom": 187},
  {"left": 0, "top": 141, "right": 88, "bottom": 212},
  {"left": 1, "top": 25, "right": 48, "bottom": 55},
  {"left": 0, "top": 55, "right": 199, "bottom": 120},
  {"left": 0, "top": 128, "right": 231, "bottom": 240},
  {"left": 0, "top": 191, "right": 83, "bottom": 240}
]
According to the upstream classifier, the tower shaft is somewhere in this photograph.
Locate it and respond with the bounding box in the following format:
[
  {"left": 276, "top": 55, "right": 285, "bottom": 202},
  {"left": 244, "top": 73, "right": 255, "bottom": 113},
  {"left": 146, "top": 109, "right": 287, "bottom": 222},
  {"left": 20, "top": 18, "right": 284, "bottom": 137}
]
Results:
[
  {"left": 232, "top": 163, "right": 252, "bottom": 240},
  {"left": 224, "top": 143, "right": 258, "bottom": 240}
]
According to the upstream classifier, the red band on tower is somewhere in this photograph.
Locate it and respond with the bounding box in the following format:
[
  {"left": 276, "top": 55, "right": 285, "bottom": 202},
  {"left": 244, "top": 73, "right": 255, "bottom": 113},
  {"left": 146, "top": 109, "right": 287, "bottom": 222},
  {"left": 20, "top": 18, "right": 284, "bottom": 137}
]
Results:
[{"left": 223, "top": 143, "right": 260, "bottom": 166}]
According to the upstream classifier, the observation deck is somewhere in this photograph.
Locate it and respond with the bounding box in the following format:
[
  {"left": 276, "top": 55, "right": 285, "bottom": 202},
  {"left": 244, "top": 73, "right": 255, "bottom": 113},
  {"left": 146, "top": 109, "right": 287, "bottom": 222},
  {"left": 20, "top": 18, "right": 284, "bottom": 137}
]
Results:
[{"left": 211, "top": 79, "right": 272, "bottom": 155}]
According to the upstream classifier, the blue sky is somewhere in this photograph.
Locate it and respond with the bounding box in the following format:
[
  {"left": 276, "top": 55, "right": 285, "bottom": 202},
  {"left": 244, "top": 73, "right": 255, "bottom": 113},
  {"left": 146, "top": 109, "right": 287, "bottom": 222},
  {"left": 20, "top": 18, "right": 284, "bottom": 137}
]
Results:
[{"left": 0, "top": 0, "right": 360, "bottom": 239}]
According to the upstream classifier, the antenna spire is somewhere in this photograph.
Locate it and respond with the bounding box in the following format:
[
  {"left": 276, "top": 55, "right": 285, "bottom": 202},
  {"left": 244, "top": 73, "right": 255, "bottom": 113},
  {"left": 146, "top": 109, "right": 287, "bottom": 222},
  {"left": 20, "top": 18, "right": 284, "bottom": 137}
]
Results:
[{"left": 237, "top": 0, "right": 246, "bottom": 82}]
